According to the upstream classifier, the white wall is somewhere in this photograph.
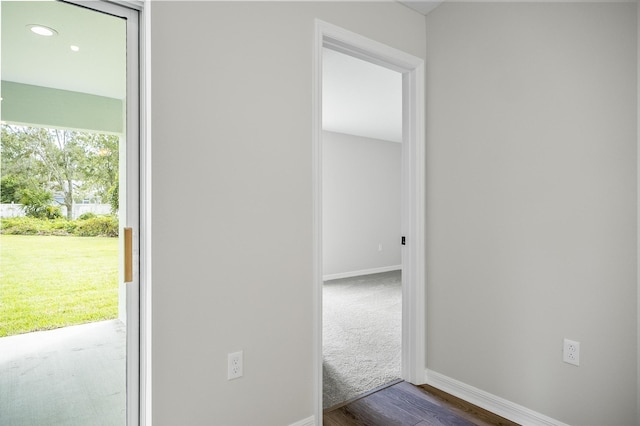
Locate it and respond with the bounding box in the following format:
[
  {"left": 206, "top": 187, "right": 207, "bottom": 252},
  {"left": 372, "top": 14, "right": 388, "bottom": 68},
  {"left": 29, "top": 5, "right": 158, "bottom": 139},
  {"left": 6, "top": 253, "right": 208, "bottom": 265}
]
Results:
[
  {"left": 425, "top": 3, "right": 637, "bottom": 425},
  {"left": 150, "top": 2, "right": 425, "bottom": 425},
  {"left": 322, "top": 131, "right": 401, "bottom": 278}
]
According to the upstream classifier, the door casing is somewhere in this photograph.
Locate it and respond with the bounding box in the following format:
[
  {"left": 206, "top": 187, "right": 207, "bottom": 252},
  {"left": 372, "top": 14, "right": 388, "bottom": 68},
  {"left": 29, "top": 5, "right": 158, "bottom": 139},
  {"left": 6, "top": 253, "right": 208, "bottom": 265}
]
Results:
[{"left": 312, "top": 20, "right": 426, "bottom": 420}]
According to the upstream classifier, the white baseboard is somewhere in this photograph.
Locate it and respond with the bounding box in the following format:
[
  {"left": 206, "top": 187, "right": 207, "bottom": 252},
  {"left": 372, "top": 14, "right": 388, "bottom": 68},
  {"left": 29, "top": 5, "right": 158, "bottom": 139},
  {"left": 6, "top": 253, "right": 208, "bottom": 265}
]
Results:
[
  {"left": 323, "top": 265, "right": 401, "bottom": 281},
  {"left": 424, "top": 369, "right": 570, "bottom": 426},
  {"left": 288, "top": 415, "right": 315, "bottom": 426}
]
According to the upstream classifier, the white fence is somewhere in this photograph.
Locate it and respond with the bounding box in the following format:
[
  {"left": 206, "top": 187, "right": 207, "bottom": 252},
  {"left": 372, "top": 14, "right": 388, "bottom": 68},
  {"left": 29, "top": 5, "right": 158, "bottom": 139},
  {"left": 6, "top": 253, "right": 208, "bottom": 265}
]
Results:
[{"left": 1, "top": 203, "right": 112, "bottom": 220}]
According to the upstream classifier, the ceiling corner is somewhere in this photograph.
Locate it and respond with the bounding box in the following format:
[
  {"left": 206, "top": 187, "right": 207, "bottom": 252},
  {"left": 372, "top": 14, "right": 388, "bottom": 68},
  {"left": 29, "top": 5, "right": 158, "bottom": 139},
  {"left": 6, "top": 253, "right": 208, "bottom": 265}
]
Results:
[{"left": 397, "top": 0, "right": 444, "bottom": 16}]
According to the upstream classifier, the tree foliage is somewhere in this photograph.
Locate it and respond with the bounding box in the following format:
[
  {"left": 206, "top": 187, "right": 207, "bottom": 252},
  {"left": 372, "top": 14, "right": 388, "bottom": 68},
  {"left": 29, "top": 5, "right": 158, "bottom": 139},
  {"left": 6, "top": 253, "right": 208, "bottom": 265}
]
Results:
[
  {"left": 18, "top": 188, "right": 56, "bottom": 218},
  {"left": 77, "top": 132, "right": 119, "bottom": 205},
  {"left": 0, "top": 175, "right": 22, "bottom": 203},
  {"left": 108, "top": 178, "right": 119, "bottom": 213},
  {"left": 1, "top": 124, "right": 119, "bottom": 220}
]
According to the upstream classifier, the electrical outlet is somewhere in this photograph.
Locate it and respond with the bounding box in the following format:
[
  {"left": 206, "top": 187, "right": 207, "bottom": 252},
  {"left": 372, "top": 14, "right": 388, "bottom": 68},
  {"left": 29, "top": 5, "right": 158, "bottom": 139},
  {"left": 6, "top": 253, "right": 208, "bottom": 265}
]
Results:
[
  {"left": 563, "top": 338, "right": 580, "bottom": 366},
  {"left": 227, "top": 350, "right": 243, "bottom": 380}
]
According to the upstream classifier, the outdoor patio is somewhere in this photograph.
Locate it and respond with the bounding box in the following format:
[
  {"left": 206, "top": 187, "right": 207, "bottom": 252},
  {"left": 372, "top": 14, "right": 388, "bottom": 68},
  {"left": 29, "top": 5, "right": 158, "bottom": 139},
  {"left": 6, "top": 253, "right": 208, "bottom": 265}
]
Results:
[{"left": 0, "top": 320, "right": 126, "bottom": 426}]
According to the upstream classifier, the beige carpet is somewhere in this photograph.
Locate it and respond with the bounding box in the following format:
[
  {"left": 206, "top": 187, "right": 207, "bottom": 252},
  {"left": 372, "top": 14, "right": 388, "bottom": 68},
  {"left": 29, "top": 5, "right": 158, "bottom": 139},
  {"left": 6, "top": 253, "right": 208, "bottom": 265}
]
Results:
[{"left": 323, "top": 270, "right": 401, "bottom": 409}]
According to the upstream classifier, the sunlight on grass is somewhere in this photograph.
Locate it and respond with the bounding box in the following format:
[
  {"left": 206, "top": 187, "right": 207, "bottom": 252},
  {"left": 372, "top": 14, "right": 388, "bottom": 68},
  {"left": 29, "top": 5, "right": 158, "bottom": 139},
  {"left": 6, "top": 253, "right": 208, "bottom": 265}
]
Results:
[{"left": 0, "top": 235, "right": 118, "bottom": 337}]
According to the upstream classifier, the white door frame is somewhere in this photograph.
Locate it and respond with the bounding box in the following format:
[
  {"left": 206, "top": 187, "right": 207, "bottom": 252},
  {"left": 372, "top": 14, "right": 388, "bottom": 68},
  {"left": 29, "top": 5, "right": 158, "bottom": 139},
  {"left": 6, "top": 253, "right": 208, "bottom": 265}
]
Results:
[
  {"left": 312, "top": 20, "right": 426, "bottom": 419},
  {"left": 64, "top": 2, "right": 150, "bottom": 425}
]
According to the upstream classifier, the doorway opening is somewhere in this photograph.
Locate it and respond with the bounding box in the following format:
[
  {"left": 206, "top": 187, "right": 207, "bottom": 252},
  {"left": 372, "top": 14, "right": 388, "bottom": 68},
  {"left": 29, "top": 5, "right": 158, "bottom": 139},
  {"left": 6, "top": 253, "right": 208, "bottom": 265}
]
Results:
[
  {"left": 313, "top": 20, "right": 426, "bottom": 420},
  {"left": 321, "top": 47, "right": 403, "bottom": 409},
  {"left": 0, "top": 1, "right": 140, "bottom": 424}
]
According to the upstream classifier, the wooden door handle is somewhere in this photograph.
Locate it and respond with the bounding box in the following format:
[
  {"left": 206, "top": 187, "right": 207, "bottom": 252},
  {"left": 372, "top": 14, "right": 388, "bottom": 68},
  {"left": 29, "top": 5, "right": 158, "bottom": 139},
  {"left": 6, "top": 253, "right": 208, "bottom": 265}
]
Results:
[{"left": 124, "top": 227, "right": 133, "bottom": 283}]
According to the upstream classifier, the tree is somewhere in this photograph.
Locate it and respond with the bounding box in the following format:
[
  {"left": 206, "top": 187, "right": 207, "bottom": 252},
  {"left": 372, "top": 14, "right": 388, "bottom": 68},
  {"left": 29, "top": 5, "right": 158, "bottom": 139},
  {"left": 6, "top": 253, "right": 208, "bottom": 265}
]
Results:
[
  {"left": 0, "top": 175, "right": 22, "bottom": 203},
  {"left": 1, "top": 124, "right": 119, "bottom": 220},
  {"left": 19, "top": 187, "right": 60, "bottom": 219},
  {"left": 108, "top": 177, "right": 119, "bottom": 213},
  {"left": 1, "top": 126, "right": 41, "bottom": 203},
  {"left": 78, "top": 132, "right": 119, "bottom": 204}
]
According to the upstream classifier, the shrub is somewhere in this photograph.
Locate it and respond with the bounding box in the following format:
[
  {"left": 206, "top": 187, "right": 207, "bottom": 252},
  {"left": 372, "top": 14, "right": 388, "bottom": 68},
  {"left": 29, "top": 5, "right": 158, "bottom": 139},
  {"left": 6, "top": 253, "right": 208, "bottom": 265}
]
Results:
[
  {"left": 74, "top": 215, "right": 119, "bottom": 237},
  {"left": 19, "top": 188, "right": 55, "bottom": 219},
  {"left": 0, "top": 216, "right": 118, "bottom": 237},
  {"left": 44, "top": 206, "right": 62, "bottom": 220},
  {"left": 50, "top": 218, "right": 77, "bottom": 233},
  {"left": 78, "top": 212, "right": 97, "bottom": 220},
  {"left": 0, "top": 217, "right": 71, "bottom": 236},
  {"left": 1, "top": 217, "right": 44, "bottom": 235}
]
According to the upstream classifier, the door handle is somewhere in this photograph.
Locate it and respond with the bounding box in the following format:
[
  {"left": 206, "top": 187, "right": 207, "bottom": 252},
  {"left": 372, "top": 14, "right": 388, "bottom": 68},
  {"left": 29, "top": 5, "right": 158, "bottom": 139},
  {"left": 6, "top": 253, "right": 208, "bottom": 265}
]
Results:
[{"left": 124, "top": 227, "right": 133, "bottom": 283}]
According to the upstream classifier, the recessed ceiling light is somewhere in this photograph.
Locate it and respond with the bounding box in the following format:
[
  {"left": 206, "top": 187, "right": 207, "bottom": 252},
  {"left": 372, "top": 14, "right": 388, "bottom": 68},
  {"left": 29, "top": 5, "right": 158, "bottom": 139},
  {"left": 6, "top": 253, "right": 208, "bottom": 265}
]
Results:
[
  {"left": 70, "top": 45, "right": 80, "bottom": 52},
  {"left": 27, "top": 25, "right": 58, "bottom": 37}
]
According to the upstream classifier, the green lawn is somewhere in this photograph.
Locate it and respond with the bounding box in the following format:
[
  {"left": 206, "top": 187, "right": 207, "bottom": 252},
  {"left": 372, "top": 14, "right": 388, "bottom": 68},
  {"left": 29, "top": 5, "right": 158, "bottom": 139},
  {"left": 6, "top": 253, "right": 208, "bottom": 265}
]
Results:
[{"left": 0, "top": 234, "right": 118, "bottom": 337}]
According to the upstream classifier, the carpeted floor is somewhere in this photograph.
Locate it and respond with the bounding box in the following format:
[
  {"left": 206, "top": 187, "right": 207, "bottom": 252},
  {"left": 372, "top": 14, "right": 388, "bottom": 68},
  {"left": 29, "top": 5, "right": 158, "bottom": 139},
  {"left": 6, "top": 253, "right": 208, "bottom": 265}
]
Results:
[{"left": 323, "top": 270, "right": 401, "bottom": 409}]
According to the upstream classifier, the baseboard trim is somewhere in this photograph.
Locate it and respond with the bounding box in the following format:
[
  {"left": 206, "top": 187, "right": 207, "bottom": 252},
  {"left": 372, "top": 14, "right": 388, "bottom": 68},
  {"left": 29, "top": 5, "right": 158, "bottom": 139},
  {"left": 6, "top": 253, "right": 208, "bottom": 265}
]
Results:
[
  {"left": 288, "top": 415, "right": 315, "bottom": 426},
  {"left": 424, "top": 370, "right": 570, "bottom": 426},
  {"left": 323, "top": 265, "right": 401, "bottom": 281}
]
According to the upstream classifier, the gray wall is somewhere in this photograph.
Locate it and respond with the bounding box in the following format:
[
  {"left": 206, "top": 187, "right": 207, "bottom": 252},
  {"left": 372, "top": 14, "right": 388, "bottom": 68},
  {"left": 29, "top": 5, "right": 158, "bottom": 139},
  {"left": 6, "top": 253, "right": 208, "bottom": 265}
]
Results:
[
  {"left": 425, "top": 3, "right": 637, "bottom": 425},
  {"left": 322, "top": 131, "right": 401, "bottom": 277},
  {"left": 150, "top": 2, "right": 425, "bottom": 425},
  {"left": 150, "top": 1, "right": 639, "bottom": 424}
]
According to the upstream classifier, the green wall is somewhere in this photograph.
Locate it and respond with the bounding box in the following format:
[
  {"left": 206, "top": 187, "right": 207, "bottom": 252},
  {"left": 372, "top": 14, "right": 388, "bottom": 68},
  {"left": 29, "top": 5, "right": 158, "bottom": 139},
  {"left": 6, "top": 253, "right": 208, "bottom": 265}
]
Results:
[{"left": 1, "top": 81, "right": 123, "bottom": 133}]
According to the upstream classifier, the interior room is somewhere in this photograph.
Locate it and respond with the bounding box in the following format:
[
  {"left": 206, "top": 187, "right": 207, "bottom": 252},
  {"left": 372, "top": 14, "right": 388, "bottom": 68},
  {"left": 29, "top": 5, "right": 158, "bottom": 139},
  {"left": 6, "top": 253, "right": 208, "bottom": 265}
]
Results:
[
  {"left": 1, "top": 0, "right": 638, "bottom": 425},
  {"left": 321, "top": 48, "right": 403, "bottom": 409}
]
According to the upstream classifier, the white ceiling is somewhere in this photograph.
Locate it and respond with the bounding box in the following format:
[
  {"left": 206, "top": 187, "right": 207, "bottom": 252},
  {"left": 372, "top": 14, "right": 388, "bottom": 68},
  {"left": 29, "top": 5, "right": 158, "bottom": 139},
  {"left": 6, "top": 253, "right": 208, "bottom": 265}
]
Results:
[
  {"left": 322, "top": 48, "right": 403, "bottom": 143},
  {"left": 1, "top": 0, "right": 126, "bottom": 99},
  {"left": 321, "top": 1, "right": 445, "bottom": 143}
]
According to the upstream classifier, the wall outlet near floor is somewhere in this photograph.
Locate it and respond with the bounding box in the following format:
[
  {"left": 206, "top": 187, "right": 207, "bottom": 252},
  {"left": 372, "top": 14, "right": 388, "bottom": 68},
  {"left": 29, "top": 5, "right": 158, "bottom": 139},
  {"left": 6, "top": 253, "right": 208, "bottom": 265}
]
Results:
[
  {"left": 228, "top": 350, "right": 243, "bottom": 380},
  {"left": 563, "top": 338, "right": 580, "bottom": 366}
]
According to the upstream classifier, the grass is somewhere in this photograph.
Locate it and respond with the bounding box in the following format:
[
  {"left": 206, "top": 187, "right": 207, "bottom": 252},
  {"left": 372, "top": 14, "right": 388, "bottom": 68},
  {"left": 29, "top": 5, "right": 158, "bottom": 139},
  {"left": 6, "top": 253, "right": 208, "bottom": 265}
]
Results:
[{"left": 0, "top": 234, "right": 118, "bottom": 337}]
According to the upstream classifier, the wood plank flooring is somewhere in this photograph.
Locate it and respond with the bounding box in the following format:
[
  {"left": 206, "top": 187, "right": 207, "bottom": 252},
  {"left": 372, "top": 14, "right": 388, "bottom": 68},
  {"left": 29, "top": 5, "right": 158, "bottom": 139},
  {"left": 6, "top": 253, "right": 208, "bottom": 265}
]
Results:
[{"left": 323, "top": 381, "right": 519, "bottom": 426}]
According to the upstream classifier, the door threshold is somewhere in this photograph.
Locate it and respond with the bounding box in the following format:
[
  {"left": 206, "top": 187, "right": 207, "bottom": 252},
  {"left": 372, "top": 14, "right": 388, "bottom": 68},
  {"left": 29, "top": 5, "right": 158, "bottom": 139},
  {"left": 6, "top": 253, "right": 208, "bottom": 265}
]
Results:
[{"left": 323, "top": 378, "right": 403, "bottom": 414}]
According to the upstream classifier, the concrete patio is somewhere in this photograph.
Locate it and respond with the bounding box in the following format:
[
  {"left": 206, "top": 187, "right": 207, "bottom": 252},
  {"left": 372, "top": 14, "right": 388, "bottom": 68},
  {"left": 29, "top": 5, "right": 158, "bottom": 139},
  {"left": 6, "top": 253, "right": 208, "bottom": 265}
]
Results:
[{"left": 0, "top": 320, "right": 126, "bottom": 426}]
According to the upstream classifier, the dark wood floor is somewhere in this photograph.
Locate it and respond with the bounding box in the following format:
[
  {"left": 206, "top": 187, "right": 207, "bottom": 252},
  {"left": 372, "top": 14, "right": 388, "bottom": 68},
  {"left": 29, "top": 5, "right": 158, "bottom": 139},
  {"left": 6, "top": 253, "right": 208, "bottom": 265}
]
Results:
[{"left": 323, "top": 381, "right": 520, "bottom": 426}]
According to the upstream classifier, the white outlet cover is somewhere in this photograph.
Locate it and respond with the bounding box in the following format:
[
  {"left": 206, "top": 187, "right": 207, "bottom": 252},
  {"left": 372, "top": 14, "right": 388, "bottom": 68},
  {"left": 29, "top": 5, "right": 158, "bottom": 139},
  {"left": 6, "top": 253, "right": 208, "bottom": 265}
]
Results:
[
  {"left": 227, "top": 350, "right": 243, "bottom": 380},
  {"left": 563, "top": 338, "right": 580, "bottom": 366}
]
